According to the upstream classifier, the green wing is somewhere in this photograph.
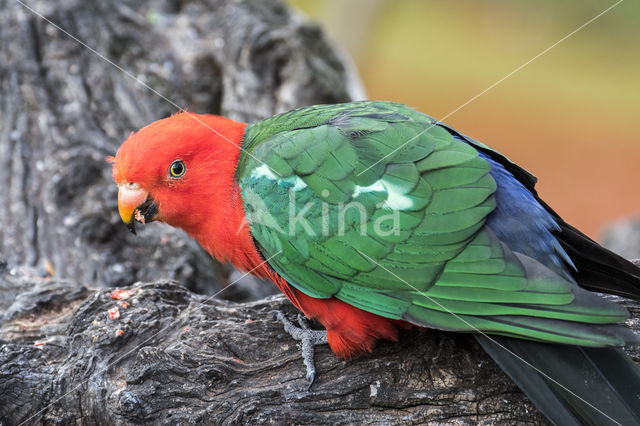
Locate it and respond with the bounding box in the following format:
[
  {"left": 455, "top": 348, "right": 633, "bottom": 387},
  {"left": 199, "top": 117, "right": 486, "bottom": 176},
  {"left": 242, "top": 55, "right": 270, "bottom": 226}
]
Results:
[{"left": 237, "top": 101, "right": 631, "bottom": 346}]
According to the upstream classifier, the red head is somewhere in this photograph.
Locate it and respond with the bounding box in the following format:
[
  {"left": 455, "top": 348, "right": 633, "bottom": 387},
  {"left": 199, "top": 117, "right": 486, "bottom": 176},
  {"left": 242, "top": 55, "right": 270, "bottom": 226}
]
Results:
[{"left": 112, "top": 112, "right": 249, "bottom": 262}]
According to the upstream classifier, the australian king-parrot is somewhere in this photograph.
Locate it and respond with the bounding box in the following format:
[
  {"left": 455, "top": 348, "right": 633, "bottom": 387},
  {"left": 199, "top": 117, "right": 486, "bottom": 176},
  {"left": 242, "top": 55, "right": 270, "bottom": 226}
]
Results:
[{"left": 112, "top": 101, "right": 640, "bottom": 424}]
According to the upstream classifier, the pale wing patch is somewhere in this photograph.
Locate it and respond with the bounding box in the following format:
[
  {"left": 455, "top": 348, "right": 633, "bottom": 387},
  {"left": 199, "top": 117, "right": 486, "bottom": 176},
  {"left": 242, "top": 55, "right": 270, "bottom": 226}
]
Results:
[
  {"left": 353, "top": 179, "right": 414, "bottom": 210},
  {"left": 251, "top": 164, "right": 308, "bottom": 191}
]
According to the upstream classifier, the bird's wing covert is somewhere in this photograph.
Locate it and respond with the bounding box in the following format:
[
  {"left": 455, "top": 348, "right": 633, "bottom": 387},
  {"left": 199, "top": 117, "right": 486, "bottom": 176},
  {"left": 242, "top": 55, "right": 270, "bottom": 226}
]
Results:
[{"left": 236, "top": 101, "right": 631, "bottom": 346}]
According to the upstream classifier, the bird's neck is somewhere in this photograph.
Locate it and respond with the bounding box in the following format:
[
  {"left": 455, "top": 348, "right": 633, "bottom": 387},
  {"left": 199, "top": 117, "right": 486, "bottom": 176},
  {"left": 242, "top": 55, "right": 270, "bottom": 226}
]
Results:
[
  {"left": 172, "top": 119, "right": 273, "bottom": 281},
  {"left": 196, "top": 182, "right": 272, "bottom": 277}
]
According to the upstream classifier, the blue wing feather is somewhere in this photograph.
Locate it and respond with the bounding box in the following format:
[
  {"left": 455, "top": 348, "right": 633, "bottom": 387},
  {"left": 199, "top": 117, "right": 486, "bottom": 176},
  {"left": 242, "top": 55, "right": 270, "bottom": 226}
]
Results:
[{"left": 457, "top": 142, "right": 575, "bottom": 277}]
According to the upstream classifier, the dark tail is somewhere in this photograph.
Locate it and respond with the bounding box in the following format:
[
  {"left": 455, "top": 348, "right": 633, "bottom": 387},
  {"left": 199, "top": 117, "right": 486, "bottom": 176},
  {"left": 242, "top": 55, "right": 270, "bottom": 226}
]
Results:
[
  {"left": 455, "top": 125, "right": 640, "bottom": 424},
  {"left": 555, "top": 220, "right": 640, "bottom": 300},
  {"left": 476, "top": 335, "right": 640, "bottom": 426},
  {"left": 479, "top": 207, "right": 640, "bottom": 425}
]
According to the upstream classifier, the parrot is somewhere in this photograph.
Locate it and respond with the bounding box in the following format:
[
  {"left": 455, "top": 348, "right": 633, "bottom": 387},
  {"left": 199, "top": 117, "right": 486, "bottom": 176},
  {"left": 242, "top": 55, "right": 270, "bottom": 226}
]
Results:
[{"left": 112, "top": 101, "right": 640, "bottom": 425}]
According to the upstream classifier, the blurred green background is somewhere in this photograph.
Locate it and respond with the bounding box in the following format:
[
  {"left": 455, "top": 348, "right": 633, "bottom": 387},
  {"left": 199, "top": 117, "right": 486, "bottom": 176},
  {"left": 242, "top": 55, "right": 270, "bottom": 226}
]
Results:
[{"left": 289, "top": 0, "right": 640, "bottom": 239}]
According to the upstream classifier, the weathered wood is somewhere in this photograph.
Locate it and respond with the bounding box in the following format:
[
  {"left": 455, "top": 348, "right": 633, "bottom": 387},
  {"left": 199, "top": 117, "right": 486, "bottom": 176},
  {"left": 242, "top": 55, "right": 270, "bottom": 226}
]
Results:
[
  {"left": 2, "top": 263, "right": 639, "bottom": 425},
  {"left": 0, "top": 264, "right": 552, "bottom": 425},
  {"left": 0, "top": 0, "right": 360, "bottom": 297}
]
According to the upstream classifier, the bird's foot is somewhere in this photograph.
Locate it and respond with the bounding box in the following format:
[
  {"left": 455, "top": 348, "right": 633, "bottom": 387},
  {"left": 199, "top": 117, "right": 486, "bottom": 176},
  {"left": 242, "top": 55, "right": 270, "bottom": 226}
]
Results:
[{"left": 276, "top": 311, "right": 328, "bottom": 388}]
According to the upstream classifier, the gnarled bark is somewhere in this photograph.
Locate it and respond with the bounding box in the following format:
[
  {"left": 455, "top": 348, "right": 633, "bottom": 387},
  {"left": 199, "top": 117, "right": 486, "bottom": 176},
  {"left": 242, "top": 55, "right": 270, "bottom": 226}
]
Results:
[
  {"left": 2, "top": 264, "right": 639, "bottom": 425},
  {"left": 0, "top": 0, "right": 361, "bottom": 298},
  {"left": 0, "top": 264, "right": 556, "bottom": 425}
]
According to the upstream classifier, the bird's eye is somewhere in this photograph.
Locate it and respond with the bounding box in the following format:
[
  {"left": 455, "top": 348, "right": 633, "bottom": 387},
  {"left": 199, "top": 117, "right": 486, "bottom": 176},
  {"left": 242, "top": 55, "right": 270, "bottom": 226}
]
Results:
[{"left": 169, "top": 160, "right": 186, "bottom": 178}]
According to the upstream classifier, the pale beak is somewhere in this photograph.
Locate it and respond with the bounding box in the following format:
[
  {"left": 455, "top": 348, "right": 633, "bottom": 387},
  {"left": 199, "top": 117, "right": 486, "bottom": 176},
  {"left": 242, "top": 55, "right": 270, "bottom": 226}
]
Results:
[{"left": 117, "top": 183, "right": 156, "bottom": 235}]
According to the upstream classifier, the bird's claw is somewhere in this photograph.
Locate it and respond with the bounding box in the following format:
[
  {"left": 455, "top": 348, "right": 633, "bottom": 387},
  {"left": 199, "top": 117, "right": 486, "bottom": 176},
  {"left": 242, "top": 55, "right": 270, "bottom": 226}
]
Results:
[{"left": 276, "top": 311, "right": 328, "bottom": 388}]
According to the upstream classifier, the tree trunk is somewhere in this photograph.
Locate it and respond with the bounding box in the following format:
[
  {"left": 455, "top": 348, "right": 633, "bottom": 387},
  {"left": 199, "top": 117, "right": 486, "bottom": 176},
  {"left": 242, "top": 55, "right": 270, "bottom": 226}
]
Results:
[
  {"left": 1, "top": 0, "right": 638, "bottom": 424},
  {"left": 0, "top": 0, "right": 361, "bottom": 298},
  {"left": 2, "top": 265, "right": 639, "bottom": 425}
]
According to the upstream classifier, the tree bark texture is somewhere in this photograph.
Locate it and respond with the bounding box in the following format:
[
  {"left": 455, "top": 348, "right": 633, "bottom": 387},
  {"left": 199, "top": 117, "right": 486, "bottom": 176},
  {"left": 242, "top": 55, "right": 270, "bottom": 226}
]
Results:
[
  {"left": 0, "top": 0, "right": 360, "bottom": 298},
  {"left": 1, "top": 0, "right": 638, "bottom": 425},
  {"left": 2, "top": 265, "right": 639, "bottom": 425},
  {"left": 0, "top": 264, "right": 550, "bottom": 425}
]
